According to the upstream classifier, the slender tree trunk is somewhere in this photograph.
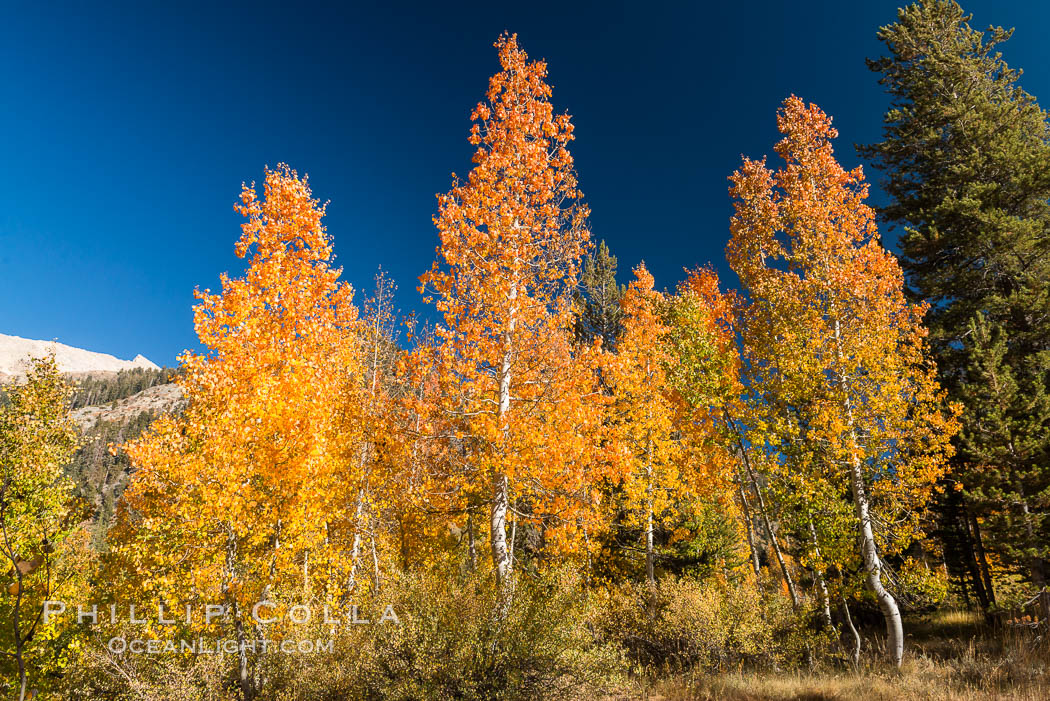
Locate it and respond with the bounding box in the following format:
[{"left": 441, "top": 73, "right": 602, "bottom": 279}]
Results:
[
  {"left": 490, "top": 465, "right": 511, "bottom": 591},
  {"left": 234, "top": 615, "right": 253, "bottom": 701},
  {"left": 225, "top": 528, "right": 254, "bottom": 700},
  {"left": 737, "top": 475, "right": 762, "bottom": 580},
  {"left": 467, "top": 510, "right": 478, "bottom": 572},
  {"left": 841, "top": 596, "right": 861, "bottom": 669},
  {"left": 1015, "top": 478, "right": 1047, "bottom": 588},
  {"left": 370, "top": 517, "right": 382, "bottom": 592},
  {"left": 491, "top": 474, "right": 511, "bottom": 584},
  {"left": 2, "top": 500, "right": 29, "bottom": 701},
  {"left": 581, "top": 521, "right": 593, "bottom": 586},
  {"left": 959, "top": 506, "right": 990, "bottom": 609},
  {"left": 645, "top": 441, "right": 655, "bottom": 588},
  {"left": 970, "top": 513, "right": 996, "bottom": 607},
  {"left": 492, "top": 279, "right": 517, "bottom": 586},
  {"left": 809, "top": 520, "right": 833, "bottom": 631},
  {"left": 349, "top": 285, "right": 386, "bottom": 593},
  {"left": 13, "top": 570, "right": 26, "bottom": 701},
  {"left": 508, "top": 501, "right": 517, "bottom": 569},
  {"left": 347, "top": 488, "right": 365, "bottom": 592},
  {"left": 848, "top": 449, "right": 903, "bottom": 668},
  {"left": 729, "top": 417, "right": 800, "bottom": 608},
  {"left": 645, "top": 505, "right": 655, "bottom": 587},
  {"left": 17, "top": 652, "right": 26, "bottom": 701},
  {"left": 834, "top": 317, "right": 903, "bottom": 669}
]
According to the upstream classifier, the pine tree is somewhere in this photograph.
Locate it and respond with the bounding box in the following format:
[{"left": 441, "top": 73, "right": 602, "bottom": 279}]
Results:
[
  {"left": 957, "top": 315, "right": 1050, "bottom": 587},
  {"left": 861, "top": 0, "right": 1050, "bottom": 592},
  {"left": 575, "top": 240, "right": 625, "bottom": 348}
]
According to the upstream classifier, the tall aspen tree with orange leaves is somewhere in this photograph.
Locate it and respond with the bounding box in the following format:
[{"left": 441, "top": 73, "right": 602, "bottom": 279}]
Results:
[
  {"left": 111, "top": 165, "right": 365, "bottom": 698},
  {"left": 726, "top": 97, "right": 959, "bottom": 669},
  {"left": 420, "top": 33, "right": 602, "bottom": 587},
  {"left": 603, "top": 266, "right": 742, "bottom": 587},
  {"left": 606, "top": 265, "right": 679, "bottom": 586}
]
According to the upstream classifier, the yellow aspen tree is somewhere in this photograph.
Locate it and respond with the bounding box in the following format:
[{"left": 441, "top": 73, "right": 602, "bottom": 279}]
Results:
[
  {"left": 420, "top": 34, "right": 602, "bottom": 586},
  {"left": 345, "top": 270, "right": 400, "bottom": 593},
  {"left": 664, "top": 270, "right": 748, "bottom": 575},
  {"left": 112, "top": 165, "right": 364, "bottom": 697},
  {"left": 0, "top": 356, "right": 82, "bottom": 701},
  {"left": 726, "top": 97, "right": 959, "bottom": 668}
]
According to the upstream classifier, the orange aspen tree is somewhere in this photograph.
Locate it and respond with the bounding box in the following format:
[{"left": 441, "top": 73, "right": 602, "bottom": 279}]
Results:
[
  {"left": 606, "top": 265, "right": 680, "bottom": 586},
  {"left": 112, "top": 165, "right": 364, "bottom": 697},
  {"left": 420, "top": 34, "right": 601, "bottom": 586},
  {"left": 726, "top": 97, "right": 958, "bottom": 669},
  {"left": 392, "top": 323, "right": 460, "bottom": 572}
]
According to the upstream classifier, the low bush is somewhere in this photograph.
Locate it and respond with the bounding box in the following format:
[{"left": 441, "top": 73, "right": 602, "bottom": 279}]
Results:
[
  {"left": 62, "top": 567, "right": 625, "bottom": 701},
  {"left": 591, "top": 576, "right": 809, "bottom": 671}
]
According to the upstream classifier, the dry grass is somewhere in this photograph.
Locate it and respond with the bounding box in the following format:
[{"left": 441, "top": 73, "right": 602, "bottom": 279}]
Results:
[
  {"left": 612, "top": 611, "right": 1050, "bottom": 701},
  {"left": 645, "top": 668, "right": 1049, "bottom": 701}
]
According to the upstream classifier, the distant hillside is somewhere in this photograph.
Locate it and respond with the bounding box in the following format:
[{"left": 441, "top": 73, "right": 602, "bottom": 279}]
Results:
[
  {"left": 60, "top": 368, "right": 185, "bottom": 548},
  {"left": 0, "top": 332, "right": 159, "bottom": 379},
  {"left": 71, "top": 381, "right": 184, "bottom": 431},
  {"left": 70, "top": 366, "right": 179, "bottom": 411}
]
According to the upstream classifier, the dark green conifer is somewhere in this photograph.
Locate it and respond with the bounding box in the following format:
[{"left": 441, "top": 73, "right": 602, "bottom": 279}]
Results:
[
  {"left": 862, "top": 0, "right": 1050, "bottom": 596},
  {"left": 575, "top": 240, "right": 626, "bottom": 349}
]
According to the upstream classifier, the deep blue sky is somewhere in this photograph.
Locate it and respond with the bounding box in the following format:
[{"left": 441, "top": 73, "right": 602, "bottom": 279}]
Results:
[{"left": 3, "top": 1, "right": 1049, "bottom": 365}]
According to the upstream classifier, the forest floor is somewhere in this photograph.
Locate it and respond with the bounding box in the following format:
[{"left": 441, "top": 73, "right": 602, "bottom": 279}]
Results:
[{"left": 617, "top": 611, "right": 1050, "bottom": 700}]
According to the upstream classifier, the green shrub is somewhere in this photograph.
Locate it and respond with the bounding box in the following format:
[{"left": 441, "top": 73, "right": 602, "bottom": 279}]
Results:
[
  {"left": 63, "top": 566, "right": 624, "bottom": 700},
  {"left": 591, "top": 576, "right": 807, "bottom": 672},
  {"left": 264, "top": 567, "right": 624, "bottom": 700}
]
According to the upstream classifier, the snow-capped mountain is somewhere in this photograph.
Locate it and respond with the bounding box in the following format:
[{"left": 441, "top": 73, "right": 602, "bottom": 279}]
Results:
[{"left": 0, "top": 333, "right": 159, "bottom": 378}]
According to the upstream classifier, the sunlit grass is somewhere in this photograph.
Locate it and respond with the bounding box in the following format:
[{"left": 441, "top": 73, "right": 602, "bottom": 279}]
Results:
[{"left": 611, "top": 611, "right": 1049, "bottom": 701}]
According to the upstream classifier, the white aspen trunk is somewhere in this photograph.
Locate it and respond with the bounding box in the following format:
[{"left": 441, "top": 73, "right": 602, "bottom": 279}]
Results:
[
  {"left": 645, "top": 505, "right": 655, "bottom": 587},
  {"left": 581, "top": 521, "right": 593, "bottom": 586},
  {"left": 508, "top": 501, "right": 517, "bottom": 569},
  {"left": 841, "top": 596, "right": 862, "bottom": 669},
  {"left": 644, "top": 359, "right": 656, "bottom": 589},
  {"left": 370, "top": 534, "right": 381, "bottom": 590},
  {"left": 834, "top": 317, "right": 903, "bottom": 669},
  {"left": 492, "top": 279, "right": 516, "bottom": 586},
  {"left": 224, "top": 527, "right": 253, "bottom": 700},
  {"left": 467, "top": 511, "right": 478, "bottom": 572},
  {"left": 816, "top": 567, "right": 832, "bottom": 631},
  {"left": 347, "top": 488, "right": 365, "bottom": 593},
  {"left": 849, "top": 461, "right": 903, "bottom": 668},
  {"left": 806, "top": 520, "right": 831, "bottom": 629},
  {"left": 348, "top": 284, "right": 386, "bottom": 593},
  {"left": 809, "top": 520, "right": 833, "bottom": 630},
  {"left": 737, "top": 474, "right": 762, "bottom": 580},
  {"left": 491, "top": 473, "right": 511, "bottom": 583}
]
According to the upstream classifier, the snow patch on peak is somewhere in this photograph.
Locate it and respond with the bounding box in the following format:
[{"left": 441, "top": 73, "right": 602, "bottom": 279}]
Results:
[
  {"left": 0, "top": 333, "right": 160, "bottom": 376},
  {"left": 131, "top": 354, "right": 160, "bottom": 370}
]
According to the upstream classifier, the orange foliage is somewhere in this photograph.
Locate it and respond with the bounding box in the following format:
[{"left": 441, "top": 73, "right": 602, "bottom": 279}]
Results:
[{"left": 417, "top": 34, "right": 605, "bottom": 580}]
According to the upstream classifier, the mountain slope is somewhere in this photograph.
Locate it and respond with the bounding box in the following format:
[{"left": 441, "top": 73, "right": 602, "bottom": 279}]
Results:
[{"left": 71, "top": 382, "right": 184, "bottom": 430}]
